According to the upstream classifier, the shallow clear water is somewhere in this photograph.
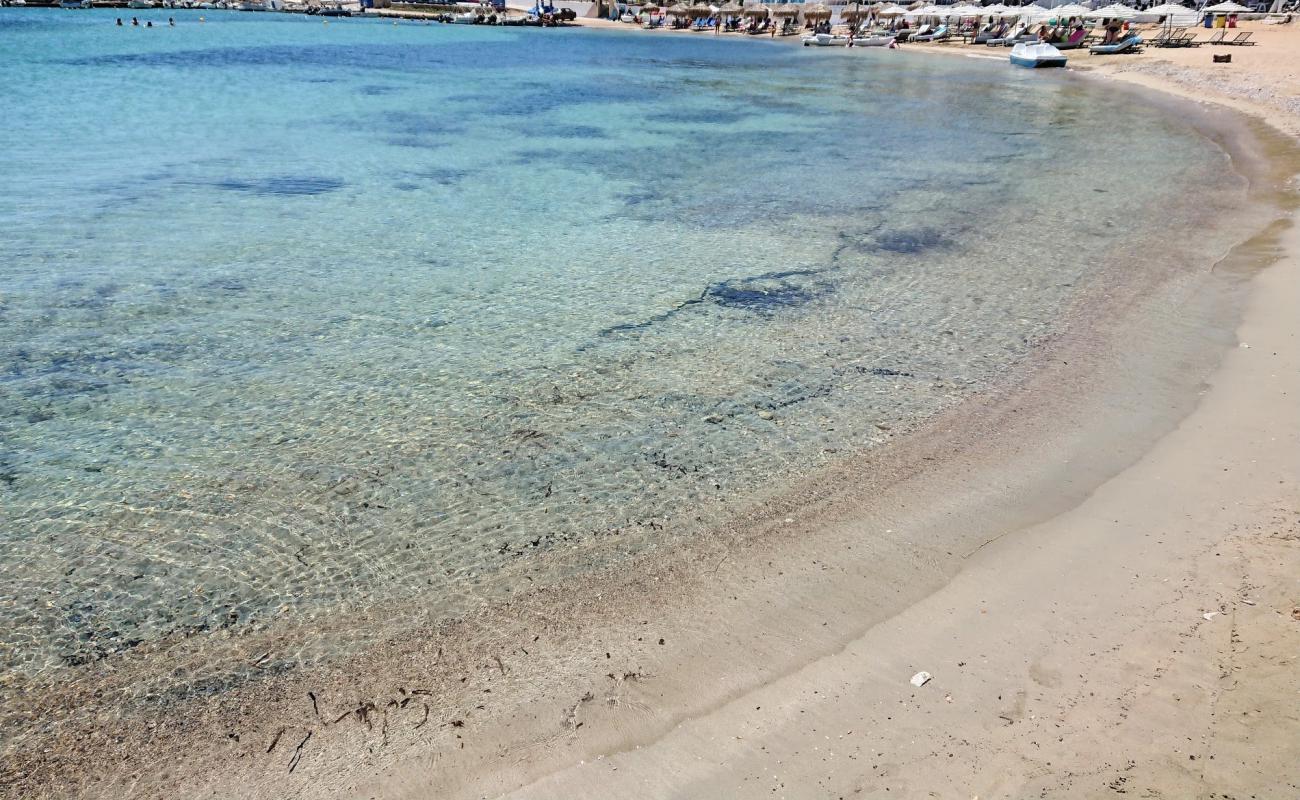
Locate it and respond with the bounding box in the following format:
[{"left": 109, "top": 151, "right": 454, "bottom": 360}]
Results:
[{"left": 0, "top": 9, "right": 1235, "bottom": 692}]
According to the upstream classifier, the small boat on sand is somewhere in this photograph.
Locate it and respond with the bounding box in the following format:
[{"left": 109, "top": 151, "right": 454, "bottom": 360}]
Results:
[
  {"left": 854, "top": 34, "right": 895, "bottom": 46},
  {"left": 802, "top": 32, "right": 852, "bottom": 46},
  {"left": 1009, "top": 42, "right": 1067, "bottom": 68}
]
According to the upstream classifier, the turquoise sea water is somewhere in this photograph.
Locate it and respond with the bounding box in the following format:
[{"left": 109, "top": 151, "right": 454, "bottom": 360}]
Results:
[{"left": 0, "top": 9, "right": 1236, "bottom": 703}]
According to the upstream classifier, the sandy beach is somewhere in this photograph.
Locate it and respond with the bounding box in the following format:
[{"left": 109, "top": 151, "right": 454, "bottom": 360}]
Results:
[
  {"left": 380, "top": 20, "right": 1300, "bottom": 800},
  {"left": 2, "top": 13, "right": 1298, "bottom": 800}
]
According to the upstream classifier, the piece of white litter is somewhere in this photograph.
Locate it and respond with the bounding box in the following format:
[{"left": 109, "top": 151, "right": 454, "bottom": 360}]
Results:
[
  {"left": 1203, "top": 612, "right": 1219, "bottom": 621},
  {"left": 1242, "top": 599, "right": 1256, "bottom": 606},
  {"left": 910, "top": 671, "right": 932, "bottom": 687}
]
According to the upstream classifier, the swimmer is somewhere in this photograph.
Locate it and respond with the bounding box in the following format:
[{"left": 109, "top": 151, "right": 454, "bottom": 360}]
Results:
[
  {"left": 168, "top": 16, "right": 174, "bottom": 25},
  {"left": 116, "top": 17, "right": 123, "bottom": 25}
]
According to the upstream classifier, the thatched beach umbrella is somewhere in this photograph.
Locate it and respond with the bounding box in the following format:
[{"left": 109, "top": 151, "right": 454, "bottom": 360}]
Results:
[
  {"left": 718, "top": 1, "right": 744, "bottom": 12},
  {"left": 803, "top": 3, "right": 832, "bottom": 19},
  {"left": 842, "top": 6, "right": 872, "bottom": 20},
  {"left": 686, "top": 2, "right": 713, "bottom": 16},
  {"left": 666, "top": 2, "right": 691, "bottom": 14},
  {"left": 741, "top": 3, "right": 768, "bottom": 15},
  {"left": 769, "top": 4, "right": 800, "bottom": 16}
]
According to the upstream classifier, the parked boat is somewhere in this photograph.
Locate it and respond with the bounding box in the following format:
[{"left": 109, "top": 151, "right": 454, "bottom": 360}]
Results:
[
  {"left": 59, "top": 0, "right": 92, "bottom": 8},
  {"left": 854, "top": 34, "right": 895, "bottom": 46},
  {"left": 451, "top": 11, "right": 479, "bottom": 22},
  {"left": 802, "top": 32, "right": 853, "bottom": 46},
  {"left": 1009, "top": 42, "right": 1067, "bottom": 68},
  {"left": 127, "top": 0, "right": 157, "bottom": 8}
]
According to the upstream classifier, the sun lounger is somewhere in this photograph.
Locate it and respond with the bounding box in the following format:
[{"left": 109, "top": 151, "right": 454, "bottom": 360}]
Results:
[
  {"left": 1150, "top": 27, "right": 1185, "bottom": 46},
  {"left": 1157, "top": 31, "right": 1198, "bottom": 47},
  {"left": 1146, "top": 26, "right": 1184, "bottom": 46},
  {"left": 895, "top": 24, "right": 929, "bottom": 42},
  {"left": 1089, "top": 35, "right": 1142, "bottom": 54},
  {"left": 985, "top": 23, "right": 1026, "bottom": 46},
  {"left": 1203, "top": 29, "right": 1226, "bottom": 43},
  {"left": 1222, "top": 31, "right": 1255, "bottom": 45},
  {"left": 1049, "top": 28, "right": 1089, "bottom": 49},
  {"left": 913, "top": 25, "right": 949, "bottom": 42}
]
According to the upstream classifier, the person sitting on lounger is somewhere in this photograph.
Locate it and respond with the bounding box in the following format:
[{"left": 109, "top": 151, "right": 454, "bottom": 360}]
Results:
[{"left": 1103, "top": 19, "right": 1121, "bottom": 43}]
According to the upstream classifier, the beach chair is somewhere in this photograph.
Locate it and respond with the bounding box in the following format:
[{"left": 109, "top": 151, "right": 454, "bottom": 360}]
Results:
[
  {"left": 1158, "top": 30, "right": 1197, "bottom": 47},
  {"left": 1148, "top": 26, "right": 1184, "bottom": 46},
  {"left": 1223, "top": 30, "right": 1255, "bottom": 44},
  {"left": 1052, "top": 27, "right": 1089, "bottom": 49},
  {"left": 895, "top": 24, "right": 930, "bottom": 42},
  {"left": 985, "top": 23, "right": 1024, "bottom": 45},
  {"left": 1089, "top": 34, "right": 1142, "bottom": 54},
  {"left": 913, "top": 24, "right": 949, "bottom": 42}
]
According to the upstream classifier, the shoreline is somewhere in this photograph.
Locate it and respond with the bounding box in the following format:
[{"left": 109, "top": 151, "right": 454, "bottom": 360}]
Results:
[
  {"left": 469, "top": 24, "right": 1300, "bottom": 800},
  {"left": 3, "top": 19, "right": 1298, "bottom": 800},
  {"left": 376, "top": 28, "right": 1300, "bottom": 800}
]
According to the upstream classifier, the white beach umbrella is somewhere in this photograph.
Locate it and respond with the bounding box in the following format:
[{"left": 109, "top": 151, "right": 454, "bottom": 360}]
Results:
[
  {"left": 1141, "top": 1, "right": 1189, "bottom": 11},
  {"left": 946, "top": 3, "right": 984, "bottom": 16},
  {"left": 1084, "top": 2, "right": 1134, "bottom": 18},
  {"left": 876, "top": 2, "right": 907, "bottom": 14},
  {"left": 982, "top": 3, "right": 1009, "bottom": 13},
  {"left": 1008, "top": 3, "right": 1051, "bottom": 21},
  {"left": 1202, "top": 0, "right": 1248, "bottom": 11},
  {"left": 903, "top": 3, "right": 941, "bottom": 17},
  {"left": 1138, "top": 1, "right": 1199, "bottom": 24},
  {"left": 1049, "top": 3, "right": 1090, "bottom": 17}
]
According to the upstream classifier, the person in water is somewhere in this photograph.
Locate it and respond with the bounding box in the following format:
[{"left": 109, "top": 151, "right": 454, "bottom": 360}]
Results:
[
  {"left": 168, "top": 16, "right": 174, "bottom": 25},
  {"left": 131, "top": 16, "right": 139, "bottom": 25},
  {"left": 146, "top": 20, "right": 153, "bottom": 26},
  {"left": 116, "top": 17, "right": 123, "bottom": 25}
]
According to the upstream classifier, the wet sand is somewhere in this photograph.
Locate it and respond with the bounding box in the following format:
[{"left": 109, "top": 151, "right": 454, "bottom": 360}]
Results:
[
  {"left": 4, "top": 17, "right": 1299, "bottom": 800},
  {"left": 466, "top": 21, "right": 1300, "bottom": 800},
  {"left": 384, "top": 21, "right": 1300, "bottom": 800}
]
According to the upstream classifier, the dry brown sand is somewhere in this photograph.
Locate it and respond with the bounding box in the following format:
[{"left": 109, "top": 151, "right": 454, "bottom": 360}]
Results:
[
  {"left": 444, "top": 21, "right": 1300, "bottom": 800},
  {"left": 482, "top": 230, "right": 1300, "bottom": 799},
  {"left": 4, "top": 17, "right": 1298, "bottom": 800}
]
